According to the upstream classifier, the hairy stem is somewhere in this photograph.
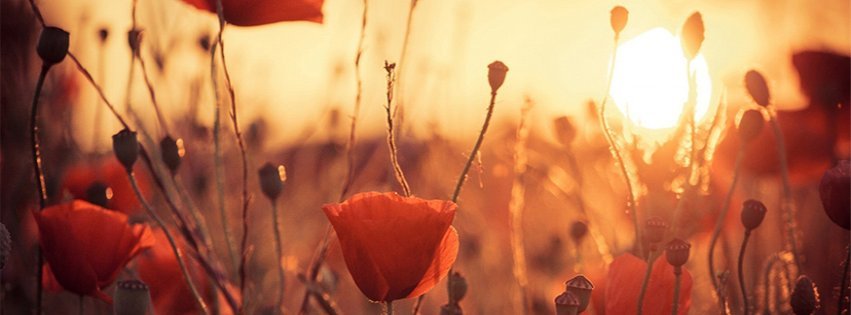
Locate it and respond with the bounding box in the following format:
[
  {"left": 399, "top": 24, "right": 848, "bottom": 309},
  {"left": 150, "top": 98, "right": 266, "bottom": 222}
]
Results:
[
  {"left": 30, "top": 63, "right": 49, "bottom": 315},
  {"left": 767, "top": 110, "right": 800, "bottom": 269},
  {"left": 739, "top": 231, "right": 752, "bottom": 315},
  {"left": 451, "top": 92, "right": 497, "bottom": 203},
  {"left": 508, "top": 103, "right": 533, "bottom": 314},
  {"left": 708, "top": 144, "right": 745, "bottom": 304},
  {"left": 384, "top": 62, "right": 411, "bottom": 197}
]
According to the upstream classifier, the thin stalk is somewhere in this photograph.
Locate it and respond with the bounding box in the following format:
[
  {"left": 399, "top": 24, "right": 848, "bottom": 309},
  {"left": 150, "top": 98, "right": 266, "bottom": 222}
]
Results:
[
  {"left": 508, "top": 103, "right": 533, "bottom": 314},
  {"left": 635, "top": 251, "right": 656, "bottom": 315},
  {"left": 30, "top": 63, "right": 49, "bottom": 315},
  {"left": 384, "top": 62, "right": 411, "bottom": 197},
  {"left": 739, "top": 231, "right": 752, "bottom": 315},
  {"left": 135, "top": 44, "right": 170, "bottom": 136},
  {"left": 708, "top": 144, "right": 745, "bottom": 300},
  {"left": 393, "top": 0, "right": 418, "bottom": 128},
  {"left": 839, "top": 246, "right": 850, "bottom": 315},
  {"left": 128, "top": 172, "right": 209, "bottom": 315},
  {"left": 767, "top": 109, "right": 800, "bottom": 269},
  {"left": 173, "top": 175, "right": 215, "bottom": 253},
  {"left": 450, "top": 92, "right": 497, "bottom": 202},
  {"left": 384, "top": 301, "right": 394, "bottom": 315},
  {"left": 92, "top": 40, "right": 106, "bottom": 151},
  {"left": 271, "top": 200, "right": 286, "bottom": 311},
  {"left": 672, "top": 269, "right": 682, "bottom": 315}
]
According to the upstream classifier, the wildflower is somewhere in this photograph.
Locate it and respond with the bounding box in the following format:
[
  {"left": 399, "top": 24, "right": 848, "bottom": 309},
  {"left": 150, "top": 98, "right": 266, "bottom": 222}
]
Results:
[
  {"left": 322, "top": 192, "right": 458, "bottom": 301},
  {"left": 745, "top": 70, "right": 771, "bottom": 107},
  {"left": 610, "top": 6, "right": 628, "bottom": 36},
  {"left": 37, "top": 27, "right": 69, "bottom": 66},
  {"left": 182, "top": 0, "right": 324, "bottom": 26},
  {"left": 818, "top": 160, "right": 850, "bottom": 230},
  {"left": 605, "top": 254, "right": 692, "bottom": 314},
  {"left": 34, "top": 200, "right": 154, "bottom": 302},
  {"left": 62, "top": 157, "right": 151, "bottom": 215}
]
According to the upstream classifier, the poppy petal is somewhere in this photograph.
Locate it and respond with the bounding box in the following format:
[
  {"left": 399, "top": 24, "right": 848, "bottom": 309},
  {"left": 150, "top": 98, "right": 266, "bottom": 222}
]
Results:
[{"left": 182, "top": 0, "right": 323, "bottom": 26}]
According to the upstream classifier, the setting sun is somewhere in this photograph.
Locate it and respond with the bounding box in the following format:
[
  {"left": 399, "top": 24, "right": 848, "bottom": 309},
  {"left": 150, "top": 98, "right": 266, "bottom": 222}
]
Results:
[{"left": 610, "top": 28, "right": 712, "bottom": 130}]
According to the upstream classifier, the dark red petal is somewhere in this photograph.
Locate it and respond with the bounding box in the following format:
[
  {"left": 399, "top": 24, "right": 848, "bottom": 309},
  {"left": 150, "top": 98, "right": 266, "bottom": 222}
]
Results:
[{"left": 183, "top": 0, "right": 323, "bottom": 26}]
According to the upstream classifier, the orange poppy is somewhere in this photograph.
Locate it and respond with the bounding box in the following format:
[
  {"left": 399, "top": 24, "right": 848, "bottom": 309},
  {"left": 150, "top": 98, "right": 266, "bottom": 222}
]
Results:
[
  {"left": 34, "top": 200, "right": 155, "bottom": 302},
  {"left": 605, "top": 254, "right": 692, "bottom": 315},
  {"left": 322, "top": 192, "right": 459, "bottom": 302},
  {"left": 137, "top": 228, "right": 210, "bottom": 315},
  {"left": 182, "top": 0, "right": 323, "bottom": 26},
  {"left": 62, "top": 157, "right": 150, "bottom": 215}
]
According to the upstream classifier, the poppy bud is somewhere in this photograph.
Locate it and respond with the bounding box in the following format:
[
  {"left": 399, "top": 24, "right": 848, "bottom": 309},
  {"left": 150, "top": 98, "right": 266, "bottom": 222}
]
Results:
[
  {"left": 741, "top": 199, "right": 767, "bottom": 231},
  {"left": 37, "top": 27, "right": 69, "bottom": 66},
  {"left": 127, "top": 29, "right": 141, "bottom": 53},
  {"left": 680, "top": 12, "right": 704, "bottom": 60},
  {"left": 0, "top": 222, "right": 9, "bottom": 270},
  {"left": 610, "top": 6, "right": 628, "bottom": 36},
  {"left": 553, "top": 116, "right": 577, "bottom": 146},
  {"left": 569, "top": 221, "right": 588, "bottom": 244},
  {"left": 447, "top": 271, "right": 468, "bottom": 304},
  {"left": 113, "top": 279, "right": 151, "bottom": 315},
  {"left": 258, "top": 163, "right": 286, "bottom": 201},
  {"left": 665, "top": 239, "right": 691, "bottom": 272},
  {"left": 440, "top": 304, "right": 463, "bottom": 315},
  {"left": 487, "top": 61, "right": 509, "bottom": 93},
  {"left": 644, "top": 216, "right": 668, "bottom": 247},
  {"left": 98, "top": 27, "right": 109, "bottom": 43},
  {"left": 159, "top": 136, "right": 184, "bottom": 174},
  {"left": 554, "top": 291, "right": 580, "bottom": 315},
  {"left": 738, "top": 109, "right": 765, "bottom": 142},
  {"left": 112, "top": 129, "right": 140, "bottom": 172},
  {"left": 790, "top": 275, "right": 820, "bottom": 315},
  {"left": 85, "top": 181, "right": 112, "bottom": 208},
  {"left": 565, "top": 274, "right": 594, "bottom": 312},
  {"left": 818, "top": 160, "right": 850, "bottom": 230},
  {"left": 745, "top": 70, "right": 771, "bottom": 107}
]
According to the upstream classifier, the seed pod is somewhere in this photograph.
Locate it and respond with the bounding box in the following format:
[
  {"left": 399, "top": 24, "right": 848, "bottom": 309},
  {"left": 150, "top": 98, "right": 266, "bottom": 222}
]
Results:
[
  {"left": 565, "top": 275, "right": 594, "bottom": 312},
  {"left": 554, "top": 291, "right": 580, "bottom": 315},
  {"left": 818, "top": 160, "right": 850, "bottom": 230},
  {"left": 37, "top": 27, "right": 69, "bottom": 66},
  {"left": 745, "top": 70, "right": 771, "bottom": 107},
  {"left": 487, "top": 61, "right": 509, "bottom": 93},
  {"left": 790, "top": 275, "right": 819, "bottom": 315},
  {"left": 258, "top": 163, "right": 286, "bottom": 200},
  {"left": 160, "top": 136, "right": 184, "bottom": 174},
  {"left": 113, "top": 280, "right": 151, "bottom": 315},
  {"left": 665, "top": 239, "right": 691, "bottom": 270},
  {"left": 553, "top": 116, "right": 577, "bottom": 146},
  {"left": 85, "top": 181, "right": 112, "bottom": 208},
  {"left": 741, "top": 199, "right": 767, "bottom": 231},
  {"left": 738, "top": 109, "right": 765, "bottom": 142},
  {"left": 0, "top": 222, "right": 10, "bottom": 270},
  {"left": 112, "top": 129, "right": 140, "bottom": 172},
  {"left": 569, "top": 221, "right": 588, "bottom": 244},
  {"left": 644, "top": 216, "right": 668, "bottom": 246},
  {"left": 610, "top": 6, "right": 629, "bottom": 36},
  {"left": 447, "top": 271, "right": 468, "bottom": 304},
  {"left": 680, "top": 12, "right": 704, "bottom": 60}
]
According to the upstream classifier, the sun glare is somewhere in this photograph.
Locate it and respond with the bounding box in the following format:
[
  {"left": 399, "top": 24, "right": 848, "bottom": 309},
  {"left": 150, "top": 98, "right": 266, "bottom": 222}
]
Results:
[{"left": 610, "top": 28, "right": 712, "bottom": 130}]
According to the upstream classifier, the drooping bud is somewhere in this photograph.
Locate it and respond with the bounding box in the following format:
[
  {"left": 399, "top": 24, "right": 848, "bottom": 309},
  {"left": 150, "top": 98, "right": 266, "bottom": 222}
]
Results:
[
  {"left": 447, "top": 271, "right": 468, "bottom": 304},
  {"left": 487, "top": 61, "right": 509, "bottom": 93},
  {"left": 554, "top": 291, "right": 580, "bottom": 315},
  {"left": 112, "top": 129, "right": 140, "bottom": 172},
  {"left": 818, "top": 160, "right": 850, "bottom": 230},
  {"left": 680, "top": 12, "right": 704, "bottom": 60},
  {"left": 565, "top": 274, "right": 594, "bottom": 312},
  {"left": 553, "top": 116, "right": 577, "bottom": 146},
  {"left": 37, "top": 27, "right": 70, "bottom": 66},
  {"left": 644, "top": 216, "right": 668, "bottom": 248},
  {"left": 738, "top": 109, "right": 765, "bottom": 142},
  {"left": 741, "top": 199, "right": 767, "bottom": 231},
  {"left": 258, "top": 163, "right": 286, "bottom": 201},
  {"left": 113, "top": 279, "right": 151, "bottom": 315},
  {"left": 127, "top": 29, "right": 142, "bottom": 53},
  {"left": 0, "top": 222, "right": 10, "bottom": 270},
  {"left": 610, "top": 6, "right": 629, "bottom": 37},
  {"left": 159, "top": 136, "right": 184, "bottom": 174},
  {"left": 745, "top": 70, "right": 771, "bottom": 107},
  {"left": 665, "top": 239, "right": 691, "bottom": 271},
  {"left": 790, "top": 275, "right": 820, "bottom": 315},
  {"left": 85, "top": 181, "right": 112, "bottom": 208},
  {"left": 569, "top": 221, "right": 588, "bottom": 245}
]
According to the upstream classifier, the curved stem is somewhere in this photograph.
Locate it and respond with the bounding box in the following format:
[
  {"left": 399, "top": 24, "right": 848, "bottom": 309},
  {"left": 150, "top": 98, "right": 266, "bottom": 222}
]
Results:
[
  {"left": 271, "top": 200, "right": 286, "bottom": 311},
  {"left": 672, "top": 269, "right": 682, "bottom": 315},
  {"left": 738, "top": 231, "right": 752, "bottom": 315},
  {"left": 128, "top": 172, "right": 209, "bottom": 315},
  {"left": 451, "top": 92, "right": 497, "bottom": 203},
  {"left": 767, "top": 110, "right": 800, "bottom": 269},
  {"left": 708, "top": 144, "right": 745, "bottom": 303},
  {"left": 636, "top": 250, "right": 656, "bottom": 315},
  {"left": 384, "top": 62, "right": 411, "bottom": 197},
  {"left": 30, "top": 63, "right": 49, "bottom": 315}
]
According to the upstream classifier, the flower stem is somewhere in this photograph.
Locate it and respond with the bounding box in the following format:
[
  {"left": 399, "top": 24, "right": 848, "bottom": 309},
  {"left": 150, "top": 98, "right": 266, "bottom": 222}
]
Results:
[
  {"left": 384, "top": 301, "right": 394, "bottom": 315},
  {"left": 384, "top": 62, "right": 411, "bottom": 197},
  {"left": 839, "top": 245, "right": 850, "bottom": 315},
  {"left": 30, "top": 63, "right": 50, "bottom": 315},
  {"left": 767, "top": 109, "right": 800, "bottom": 269},
  {"left": 451, "top": 91, "right": 497, "bottom": 203},
  {"left": 708, "top": 143, "right": 744, "bottom": 306},
  {"left": 738, "top": 231, "right": 752, "bottom": 315},
  {"left": 672, "top": 268, "right": 682, "bottom": 315},
  {"left": 271, "top": 200, "right": 286, "bottom": 311},
  {"left": 508, "top": 102, "right": 533, "bottom": 314},
  {"left": 128, "top": 172, "right": 209, "bottom": 315},
  {"left": 636, "top": 250, "right": 656, "bottom": 315}
]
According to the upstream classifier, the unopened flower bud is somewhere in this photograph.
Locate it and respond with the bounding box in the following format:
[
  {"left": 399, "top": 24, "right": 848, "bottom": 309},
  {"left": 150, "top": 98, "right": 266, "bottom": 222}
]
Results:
[
  {"left": 569, "top": 221, "right": 588, "bottom": 244},
  {"left": 447, "top": 271, "right": 467, "bottom": 304},
  {"left": 610, "top": 6, "right": 629, "bottom": 36},
  {"left": 554, "top": 291, "right": 580, "bottom": 315},
  {"left": 665, "top": 239, "right": 691, "bottom": 271},
  {"left": 160, "top": 136, "right": 184, "bottom": 174},
  {"left": 681, "top": 12, "right": 704, "bottom": 60},
  {"left": 127, "top": 29, "right": 142, "bottom": 53},
  {"left": 0, "top": 222, "right": 10, "bottom": 270},
  {"left": 644, "top": 216, "right": 668, "bottom": 247},
  {"left": 819, "top": 160, "right": 850, "bottom": 230},
  {"left": 790, "top": 275, "right": 819, "bottom": 315},
  {"left": 553, "top": 116, "right": 577, "bottom": 146},
  {"left": 741, "top": 199, "right": 767, "bottom": 231},
  {"left": 258, "top": 163, "right": 286, "bottom": 200},
  {"left": 745, "top": 70, "right": 771, "bottom": 107},
  {"left": 37, "top": 27, "right": 69, "bottom": 66},
  {"left": 85, "top": 181, "right": 112, "bottom": 208},
  {"left": 487, "top": 61, "right": 509, "bottom": 93},
  {"left": 113, "top": 279, "right": 151, "bottom": 315},
  {"left": 565, "top": 275, "right": 593, "bottom": 312},
  {"left": 112, "top": 129, "right": 140, "bottom": 172},
  {"left": 738, "top": 109, "right": 765, "bottom": 142}
]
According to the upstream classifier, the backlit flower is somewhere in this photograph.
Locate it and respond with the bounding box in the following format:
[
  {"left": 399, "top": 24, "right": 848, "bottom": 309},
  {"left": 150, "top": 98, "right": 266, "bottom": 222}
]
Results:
[
  {"left": 605, "top": 254, "right": 692, "bottom": 315},
  {"left": 322, "top": 192, "right": 459, "bottom": 302},
  {"left": 35, "top": 200, "right": 154, "bottom": 302},
  {"left": 182, "top": 0, "right": 323, "bottom": 26}
]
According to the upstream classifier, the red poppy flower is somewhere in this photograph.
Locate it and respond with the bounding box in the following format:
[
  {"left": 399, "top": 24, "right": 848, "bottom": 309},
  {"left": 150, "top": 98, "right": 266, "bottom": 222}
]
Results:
[
  {"left": 62, "top": 157, "right": 150, "bottom": 215},
  {"left": 605, "top": 254, "right": 692, "bottom": 315},
  {"left": 322, "top": 192, "right": 459, "bottom": 302},
  {"left": 182, "top": 0, "right": 323, "bottom": 26},
  {"left": 137, "top": 228, "right": 210, "bottom": 315},
  {"left": 34, "top": 200, "right": 155, "bottom": 302}
]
